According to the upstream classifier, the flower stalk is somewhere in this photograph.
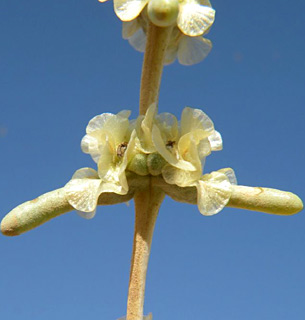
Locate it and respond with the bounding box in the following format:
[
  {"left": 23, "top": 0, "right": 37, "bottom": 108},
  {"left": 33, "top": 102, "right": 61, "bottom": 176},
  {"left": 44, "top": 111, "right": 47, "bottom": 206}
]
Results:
[
  {"left": 139, "top": 21, "right": 172, "bottom": 115},
  {"left": 127, "top": 186, "right": 165, "bottom": 320}
]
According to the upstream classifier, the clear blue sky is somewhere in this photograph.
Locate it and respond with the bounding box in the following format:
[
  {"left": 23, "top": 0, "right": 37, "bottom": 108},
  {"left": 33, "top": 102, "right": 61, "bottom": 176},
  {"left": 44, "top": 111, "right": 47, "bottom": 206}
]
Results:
[{"left": 1, "top": 1, "right": 305, "bottom": 319}]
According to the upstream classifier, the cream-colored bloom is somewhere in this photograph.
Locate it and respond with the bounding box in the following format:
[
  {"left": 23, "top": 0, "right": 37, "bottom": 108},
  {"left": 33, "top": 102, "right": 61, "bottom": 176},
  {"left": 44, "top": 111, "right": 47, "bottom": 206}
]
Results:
[
  {"left": 65, "top": 111, "right": 136, "bottom": 218},
  {"left": 99, "top": 0, "right": 214, "bottom": 65},
  {"left": 151, "top": 105, "right": 222, "bottom": 185},
  {"left": 110, "top": 0, "right": 215, "bottom": 37},
  {"left": 196, "top": 168, "right": 237, "bottom": 215},
  {"left": 122, "top": 10, "right": 213, "bottom": 65},
  {"left": 136, "top": 105, "right": 236, "bottom": 215}
]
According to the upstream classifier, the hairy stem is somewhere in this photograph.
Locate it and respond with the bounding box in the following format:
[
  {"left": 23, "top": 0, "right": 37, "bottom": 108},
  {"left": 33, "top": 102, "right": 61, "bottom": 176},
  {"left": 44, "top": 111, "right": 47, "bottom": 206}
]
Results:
[
  {"left": 139, "top": 22, "right": 172, "bottom": 115},
  {"left": 126, "top": 184, "right": 165, "bottom": 320}
]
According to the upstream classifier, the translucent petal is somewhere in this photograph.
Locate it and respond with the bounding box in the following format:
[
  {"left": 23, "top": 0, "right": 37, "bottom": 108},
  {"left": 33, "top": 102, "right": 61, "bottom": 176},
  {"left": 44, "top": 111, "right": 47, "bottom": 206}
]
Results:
[
  {"left": 81, "top": 135, "right": 100, "bottom": 162},
  {"left": 137, "top": 104, "right": 157, "bottom": 153},
  {"left": 181, "top": 107, "right": 214, "bottom": 136},
  {"left": 114, "top": 0, "right": 148, "bottom": 21},
  {"left": 64, "top": 178, "right": 102, "bottom": 213},
  {"left": 152, "top": 125, "right": 196, "bottom": 171},
  {"left": 155, "top": 112, "right": 179, "bottom": 141},
  {"left": 122, "top": 20, "right": 140, "bottom": 39},
  {"left": 218, "top": 168, "right": 237, "bottom": 185},
  {"left": 162, "top": 164, "right": 200, "bottom": 187},
  {"left": 86, "top": 113, "right": 115, "bottom": 133},
  {"left": 86, "top": 111, "right": 130, "bottom": 135},
  {"left": 196, "top": 171, "right": 232, "bottom": 216},
  {"left": 117, "top": 109, "right": 132, "bottom": 119},
  {"left": 71, "top": 167, "right": 99, "bottom": 179},
  {"left": 164, "top": 43, "right": 178, "bottom": 65},
  {"left": 128, "top": 27, "right": 147, "bottom": 52},
  {"left": 97, "top": 142, "right": 116, "bottom": 180},
  {"left": 197, "top": 138, "right": 212, "bottom": 159},
  {"left": 76, "top": 210, "right": 96, "bottom": 220},
  {"left": 178, "top": 36, "right": 212, "bottom": 66},
  {"left": 208, "top": 130, "right": 223, "bottom": 151},
  {"left": 99, "top": 181, "right": 126, "bottom": 194},
  {"left": 163, "top": 27, "right": 181, "bottom": 65},
  {"left": 177, "top": 4, "right": 215, "bottom": 36}
]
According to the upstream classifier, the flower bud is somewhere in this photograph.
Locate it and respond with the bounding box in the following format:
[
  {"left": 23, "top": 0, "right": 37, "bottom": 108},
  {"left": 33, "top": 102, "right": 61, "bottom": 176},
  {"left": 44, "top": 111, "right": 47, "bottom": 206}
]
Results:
[
  {"left": 128, "top": 153, "right": 149, "bottom": 176},
  {"left": 147, "top": 153, "right": 167, "bottom": 176},
  {"left": 147, "top": 0, "right": 179, "bottom": 28}
]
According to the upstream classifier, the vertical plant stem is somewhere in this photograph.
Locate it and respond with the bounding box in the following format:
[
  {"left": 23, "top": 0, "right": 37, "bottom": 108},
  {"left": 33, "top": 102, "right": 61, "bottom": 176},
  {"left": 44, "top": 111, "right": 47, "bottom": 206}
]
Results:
[
  {"left": 139, "top": 22, "right": 172, "bottom": 115},
  {"left": 126, "top": 185, "right": 165, "bottom": 320}
]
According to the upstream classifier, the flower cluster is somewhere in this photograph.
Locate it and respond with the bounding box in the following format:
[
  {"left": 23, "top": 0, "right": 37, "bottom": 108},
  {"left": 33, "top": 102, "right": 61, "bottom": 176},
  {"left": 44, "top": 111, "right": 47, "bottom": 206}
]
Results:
[
  {"left": 64, "top": 105, "right": 236, "bottom": 218},
  {"left": 99, "top": 0, "right": 215, "bottom": 65}
]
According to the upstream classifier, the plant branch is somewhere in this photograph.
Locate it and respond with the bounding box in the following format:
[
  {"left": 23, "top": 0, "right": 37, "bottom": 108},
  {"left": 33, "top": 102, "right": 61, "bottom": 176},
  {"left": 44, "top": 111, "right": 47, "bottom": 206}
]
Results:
[
  {"left": 1, "top": 176, "right": 302, "bottom": 237},
  {"left": 139, "top": 22, "right": 172, "bottom": 115}
]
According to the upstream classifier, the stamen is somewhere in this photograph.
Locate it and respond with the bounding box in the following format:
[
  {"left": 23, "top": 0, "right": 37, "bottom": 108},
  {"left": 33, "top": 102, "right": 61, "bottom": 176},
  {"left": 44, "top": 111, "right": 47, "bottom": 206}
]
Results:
[
  {"left": 117, "top": 142, "right": 128, "bottom": 157},
  {"left": 166, "top": 140, "right": 175, "bottom": 148}
]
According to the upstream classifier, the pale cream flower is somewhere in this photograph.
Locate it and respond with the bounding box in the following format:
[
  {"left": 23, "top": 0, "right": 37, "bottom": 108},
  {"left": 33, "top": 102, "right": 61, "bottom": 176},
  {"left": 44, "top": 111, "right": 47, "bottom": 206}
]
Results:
[
  {"left": 108, "top": 0, "right": 215, "bottom": 36},
  {"left": 122, "top": 9, "right": 213, "bottom": 65},
  {"left": 99, "top": 0, "right": 214, "bottom": 65},
  {"left": 195, "top": 168, "right": 237, "bottom": 215},
  {"left": 137, "top": 105, "right": 236, "bottom": 215},
  {"left": 64, "top": 111, "right": 136, "bottom": 218},
  {"left": 151, "top": 105, "right": 223, "bottom": 184}
]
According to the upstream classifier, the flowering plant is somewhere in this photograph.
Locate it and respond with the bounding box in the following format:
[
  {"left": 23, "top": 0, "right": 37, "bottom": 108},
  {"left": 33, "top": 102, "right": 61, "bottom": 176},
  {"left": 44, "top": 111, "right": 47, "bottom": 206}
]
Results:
[{"left": 1, "top": 1, "right": 303, "bottom": 320}]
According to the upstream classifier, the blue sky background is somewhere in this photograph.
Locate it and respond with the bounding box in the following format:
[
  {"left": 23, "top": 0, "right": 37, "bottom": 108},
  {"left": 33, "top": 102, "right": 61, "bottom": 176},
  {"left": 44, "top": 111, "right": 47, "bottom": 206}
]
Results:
[{"left": 1, "top": 1, "right": 305, "bottom": 319}]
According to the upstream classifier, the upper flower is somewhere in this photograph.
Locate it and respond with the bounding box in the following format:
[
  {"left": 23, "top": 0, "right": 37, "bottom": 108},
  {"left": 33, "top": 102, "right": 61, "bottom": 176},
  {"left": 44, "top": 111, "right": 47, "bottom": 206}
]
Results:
[
  {"left": 122, "top": 9, "right": 213, "bottom": 65},
  {"left": 107, "top": 0, "right": 215, "bottom": 37},
  {"left": 99, "top": 0, "right": 215, "bottom": 65}
]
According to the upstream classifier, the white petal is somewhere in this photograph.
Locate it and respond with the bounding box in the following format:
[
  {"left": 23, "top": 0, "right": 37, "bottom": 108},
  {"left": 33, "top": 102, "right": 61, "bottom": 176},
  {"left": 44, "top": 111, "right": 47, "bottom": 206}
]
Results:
[
  {"left": 181, "top": 107, "right": 214, "bottom": 136},
  {"left": 114, "top": 0, "right": 148, "bottom": 21},
  {"left": 128, "top": 27, "right": 147, "bottom": 52},
  {"left": 152, "top": 125, "right": 196, "bottom": 171},
  {"left": 86, "top": 111, "right": 130, "bottom": 134},
  {"left": 86, "top": 113, "right": 114, "bottom": 133},
  {"left": 122, "top": 20, "right": 140, "bottom": 39},
  {"left": 71, "top": 167, "right": 99, "bottom": 179},
  {"left": 162, "top": 164, "right": 200, "bottom": 187},
  {"left": 218, "top": 168, "right": 237, "bottom": 185},
  {"left": 81, "top": 134, "right": 100, "bottom": 160},
  {"left": 155, "top": 112, "right": 179, "bottom": 141},
  {"left": 97, "top": 142, "right": 116, "bottom": 180},
  {"left": 76, "top": 210, "right": 96, "bottom": 220},
  {"left": 177, "top": 4, "right": 215, "bottom": 36},
  {"left": 137, "top": 104, "right": 157, "bottom": 153},
  {"left": 178, "top": 36, "right": 212, "bottom": 66},
  {"left": 117, "top": 109, "right": 132, "bottom": 119},
  {"left": 208, "top": 130, "right": 223, "bottom": 151},
  {"left": 196, "top": 171, "right": 232, "bottom": 216},
  {"left": 65, "top": 178, "right": 102, "bottom": 213},
  {"left": 163, "top": 27, "right": 181, "bottom": 65},
  {"left": 197, "top": 138, "right": 212, "bottom": 159}
]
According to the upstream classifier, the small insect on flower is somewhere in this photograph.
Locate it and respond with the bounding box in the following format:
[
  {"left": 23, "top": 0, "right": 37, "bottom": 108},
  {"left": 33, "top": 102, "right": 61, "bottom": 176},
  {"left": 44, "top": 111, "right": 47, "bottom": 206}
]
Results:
[
  {"left": 117, "top": 142, "right": 128, "bottom": 157},
  {"left": 166, "top": 140, "right": 176, "bottom": 148}
]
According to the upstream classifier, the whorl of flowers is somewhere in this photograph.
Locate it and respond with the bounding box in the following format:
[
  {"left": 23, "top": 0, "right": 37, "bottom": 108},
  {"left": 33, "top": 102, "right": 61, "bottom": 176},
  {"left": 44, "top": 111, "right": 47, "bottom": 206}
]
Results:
[
  {"left": 99, "top": 0, "right": 215, "bottom": 65},
  {"left": 64, "top": 105, "right": 236, "bottom": 218}
]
